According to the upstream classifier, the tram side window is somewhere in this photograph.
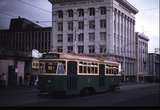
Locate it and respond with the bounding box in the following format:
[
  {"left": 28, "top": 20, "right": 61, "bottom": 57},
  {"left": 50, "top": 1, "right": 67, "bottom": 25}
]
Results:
[
  {"left": 78, "top": 62, "right": 98, "bottom": 74},
  {"left": 79, "top": 66, "right": 83, "bottom": 73},
  {"left": 109, "top": 68, "right": 113, "bottom": 74},
  {"left": 112, "top": 66, "right": 118, "bottom": 74},
  {"left": 105, "top": 65, "right": 110, "bottom": 74},
  {"left": 88, "top": 67, "right": 91, "bottom": 73},
  {"left": 106, "top": 68, "right": 109, "bottom": 74},
  {"left": 91, "top": 67, "right": 94, "bottom": 73},
  {"left": 95, "top": 67, "right": 98, "bottom": 73},
  {"left": 114, "top": 68, "right": 118, "bottom": 74},
  {"left": 84, "top": 66, "right": 87, "bottom": 73}
]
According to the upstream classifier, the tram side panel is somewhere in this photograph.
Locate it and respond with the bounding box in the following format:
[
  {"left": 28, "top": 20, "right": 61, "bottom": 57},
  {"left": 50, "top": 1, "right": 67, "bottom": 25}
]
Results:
[{"left": 38, "top": 75, "right": 68, "bottom": 93}]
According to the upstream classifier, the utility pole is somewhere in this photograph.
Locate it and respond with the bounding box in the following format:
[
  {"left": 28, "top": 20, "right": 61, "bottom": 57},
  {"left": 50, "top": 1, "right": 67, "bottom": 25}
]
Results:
[{"left": 123, "top": 43, "right": 126, "bottom": 82}]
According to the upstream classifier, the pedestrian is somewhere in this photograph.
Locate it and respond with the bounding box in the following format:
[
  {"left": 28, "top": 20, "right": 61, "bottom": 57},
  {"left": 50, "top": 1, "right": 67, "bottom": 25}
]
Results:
[
  {"left": 19, "top": 76, "right": 23, "bottom": 86},
  {"left": 26, "top": 73, "right": 31, "bottom": 87},
  {"left": 0, "top": 74, "right": 2, "bottom": 87},
  {"left": 34, "top": 76, "right": 38, "bottom": 87},
  {"left": 1, "top": 73, "right": 7, "bottom": 88},
  {"left": 30, "top": 75, "right": 33, "bottom": 87}
]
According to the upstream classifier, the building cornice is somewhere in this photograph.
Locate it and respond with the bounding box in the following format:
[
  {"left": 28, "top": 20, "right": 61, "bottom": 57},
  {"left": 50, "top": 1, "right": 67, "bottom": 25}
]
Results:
[
  {"left": 136, "top": 32, "right": 149, "bottom": 41},
  {"left": 116, "top": 0, "right": 139, "bottom": 14},
  {"left": 49, "top": 0, "right": 90, "bottom": 4},
  {"left": 49, "top": 0, "right": 139, "bottom": 14}
]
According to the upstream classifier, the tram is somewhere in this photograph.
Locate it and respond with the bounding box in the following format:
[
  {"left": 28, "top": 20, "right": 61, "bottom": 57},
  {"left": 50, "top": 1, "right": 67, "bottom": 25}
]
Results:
[{"left": 36, "top": 52, "right": 121, "bottom": 95}]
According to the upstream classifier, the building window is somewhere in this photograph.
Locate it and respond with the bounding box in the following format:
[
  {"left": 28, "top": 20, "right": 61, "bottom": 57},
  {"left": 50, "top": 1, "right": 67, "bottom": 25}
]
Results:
[
  {"left": 89, "top": 45, "right": 95, "bottom": 53},
  {"left": 57, "top": 46, "right": 63, "bottom": 52},
  {"left": 68, "top": 46, "right": 73, "bottom": 53},
  {"left": 78, "top": 21, "right": 84, "bottom": 30},
  {"left": 68, "top": 21, "right": 73, "bottom": 31},
  {"left": 78, "top": 33, "right": 84, "bottom": 42},
  {"left": 100, "top": 45, "right": 106, "bottom": 53},
  {"left": 100, "top": 7, "right": 106, "bottom": 15},
  {"left": 68, "top": 34, "right": 73, "bottom": 42},
  {"left": 57, "top": 10, "right": 63, "bottom": 18},
  {"left": 78, "top": 45, "right": 84, "bottom": 53},
  {"left": 100, "top": 19, "right": 106, "bottom": 28},
  {"left": 68, "top": 9, "right": 73, "bottom": 17},
  {"left": 89, "top": 8, "right": 95, "bottom": 16},
  {"left": 89, "top": 20, "right": 95, "bottom": 29},
  {"left": 100, "top": 32, "right": 106, "bottom": 41},
  {"left": 58, "top": 22, "right": 63, "bottom": 31},
  {"left": 89, "top": 33, "right": 95, "bottom": 42},
  {"left": 78, "top": 9, "right": 84, "bottom": 17},
  {"left": 57, "top": 34, "right": 63, "bottom": 43}
]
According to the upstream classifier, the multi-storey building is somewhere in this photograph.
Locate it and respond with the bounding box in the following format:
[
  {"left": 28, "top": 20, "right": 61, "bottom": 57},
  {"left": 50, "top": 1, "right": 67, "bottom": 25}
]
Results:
[
  {"left": 0, "top": 17, "right": 52, "bottom": 86},
  {"left": 148, "top": 53, "right": 160, "bottom": 82},
  {"left": 49, "top": 0, "right": 138, "bottom": 81},
  {"left": 0, "top": 17, "right": 51, "bottom": 53},
  {"left": 135, "top": 32, "right": 149, "bottom": 82},
  {"left": 154, "top": 48, "right": 160, "bottom": 54}
]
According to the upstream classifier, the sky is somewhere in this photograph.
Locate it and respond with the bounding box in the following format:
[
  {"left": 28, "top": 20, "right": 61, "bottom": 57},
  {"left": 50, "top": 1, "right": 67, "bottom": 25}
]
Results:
[{"left": 0, "top": 0, "right": 159, "bottom": 53}]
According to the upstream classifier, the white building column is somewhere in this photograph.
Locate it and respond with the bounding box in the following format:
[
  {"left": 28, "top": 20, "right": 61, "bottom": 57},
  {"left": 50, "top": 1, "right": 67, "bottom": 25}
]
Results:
[
  {"left": 83, "top": 8, "right": 89, "bottom": 54},
  {"left": 52, "top": 10, "right": 58, "bottom": 52},
  {"left": 63, "top": 10, "right": 68, "bottom": 53},
  {"left": 95, "top": 7, "right": 100, "bottom": 54},
  {"left": 108, "top": 7, "right": 114, "bottom": 55}
]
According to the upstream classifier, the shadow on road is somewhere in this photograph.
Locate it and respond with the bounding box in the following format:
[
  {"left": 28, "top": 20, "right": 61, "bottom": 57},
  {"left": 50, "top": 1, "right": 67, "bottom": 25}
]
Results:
[{"left": 37, "top": 89, "right": 121, "bottom": 100}]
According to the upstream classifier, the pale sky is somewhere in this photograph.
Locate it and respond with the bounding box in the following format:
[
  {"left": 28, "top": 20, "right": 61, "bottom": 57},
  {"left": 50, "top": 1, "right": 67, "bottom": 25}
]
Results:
[
  {"left": 128, "top": 0, "right": 159, "bottom": 53},
  {"left": 0, "top": 0, "right": 159, "bottom": 53}
]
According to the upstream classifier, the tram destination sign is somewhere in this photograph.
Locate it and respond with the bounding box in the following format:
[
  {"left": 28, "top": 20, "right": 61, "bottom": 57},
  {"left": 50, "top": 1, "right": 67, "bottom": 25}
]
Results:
[{"left": 42, "top": 53, "right": 60, "bottom": 59}]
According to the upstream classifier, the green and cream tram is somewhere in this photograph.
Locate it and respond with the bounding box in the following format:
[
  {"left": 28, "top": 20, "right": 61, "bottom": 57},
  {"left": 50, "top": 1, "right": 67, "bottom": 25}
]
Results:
[{"left": 37, "top": 52, "right": 121, "bottom": 95}]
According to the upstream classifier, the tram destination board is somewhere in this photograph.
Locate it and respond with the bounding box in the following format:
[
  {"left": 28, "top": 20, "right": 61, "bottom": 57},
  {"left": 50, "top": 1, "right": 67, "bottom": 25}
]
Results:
[{"left": 42, "top": 53, "right": 60, "bottom": 59}]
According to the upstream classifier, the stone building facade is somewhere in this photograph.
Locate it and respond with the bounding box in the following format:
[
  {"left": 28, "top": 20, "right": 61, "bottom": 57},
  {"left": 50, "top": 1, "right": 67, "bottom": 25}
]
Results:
[{"left": 49, "top": 0, "right": 138, "bottom": 81}]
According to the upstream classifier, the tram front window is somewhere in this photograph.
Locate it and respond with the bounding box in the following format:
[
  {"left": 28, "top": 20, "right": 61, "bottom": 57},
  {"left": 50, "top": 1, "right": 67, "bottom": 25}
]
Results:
[
  {"left": 45, "top": 62, "right": 57, "bottom": 73},
  {"left": 42, "top": 61, "right": 65, "bottom": 74}
]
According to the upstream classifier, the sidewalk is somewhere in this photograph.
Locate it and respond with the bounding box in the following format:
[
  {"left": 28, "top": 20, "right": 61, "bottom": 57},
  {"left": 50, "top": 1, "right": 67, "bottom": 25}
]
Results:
[
  {"left": 0, "top": 86, "right": 38, "bottom": 96},
  {"left": 119, "top": 81, "right": 157, "bottom": 86},
  {"left": 120, "top": 82, "right": 159, "bottom": 91}
]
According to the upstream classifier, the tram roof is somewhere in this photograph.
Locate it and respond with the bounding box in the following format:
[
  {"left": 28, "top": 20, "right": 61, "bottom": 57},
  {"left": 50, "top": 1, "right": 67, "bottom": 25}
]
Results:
[{"left": 41, "top": 52, "right": 120, "bottom": 65}]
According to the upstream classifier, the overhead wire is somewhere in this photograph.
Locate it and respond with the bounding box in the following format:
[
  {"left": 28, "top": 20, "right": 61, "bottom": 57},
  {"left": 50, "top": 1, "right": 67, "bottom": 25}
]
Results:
[
  {"left": 0, "top": 11, "right": 16, "bottom": 18},
  {"left": 139, "top": 8, "right": 159, "bottom": 12},
  {"left": 17, "top": 0, "right": 52, "bottom": 14}
]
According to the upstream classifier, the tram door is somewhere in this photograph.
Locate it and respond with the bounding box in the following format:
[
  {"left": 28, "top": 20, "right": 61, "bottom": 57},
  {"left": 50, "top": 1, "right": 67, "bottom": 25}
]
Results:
[
  {"left": 67, "top": 61, "right": 77, "bottom": 90},
  {"left": 99, "top": 64, "right": 105, "bottom": 87}
]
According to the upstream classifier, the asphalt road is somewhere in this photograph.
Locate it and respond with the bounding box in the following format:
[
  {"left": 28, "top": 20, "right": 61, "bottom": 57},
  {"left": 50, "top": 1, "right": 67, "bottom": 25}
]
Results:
[{"left": 0, "top": 83, "right": 159, "bottom": 107}]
